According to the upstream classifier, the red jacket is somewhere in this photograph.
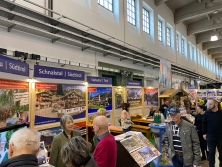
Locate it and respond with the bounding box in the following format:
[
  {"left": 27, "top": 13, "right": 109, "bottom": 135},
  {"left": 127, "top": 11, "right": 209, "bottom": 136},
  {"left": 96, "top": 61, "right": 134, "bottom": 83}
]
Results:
[{"left": 93, "top": 133, "right": 117, "bottom": 167}]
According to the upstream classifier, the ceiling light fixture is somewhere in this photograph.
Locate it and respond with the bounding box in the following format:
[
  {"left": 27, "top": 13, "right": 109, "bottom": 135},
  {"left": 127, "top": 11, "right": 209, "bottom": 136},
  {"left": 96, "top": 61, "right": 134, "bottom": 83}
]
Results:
[{"left": 211, "top": 35, "right": 218, "bottom": 41}]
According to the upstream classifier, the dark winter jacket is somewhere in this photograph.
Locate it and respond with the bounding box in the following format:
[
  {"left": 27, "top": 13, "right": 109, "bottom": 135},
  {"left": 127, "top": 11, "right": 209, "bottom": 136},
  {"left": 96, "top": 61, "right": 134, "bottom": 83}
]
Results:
[{"left": 0, "top": 154, "right": 38, "bottom": 167}]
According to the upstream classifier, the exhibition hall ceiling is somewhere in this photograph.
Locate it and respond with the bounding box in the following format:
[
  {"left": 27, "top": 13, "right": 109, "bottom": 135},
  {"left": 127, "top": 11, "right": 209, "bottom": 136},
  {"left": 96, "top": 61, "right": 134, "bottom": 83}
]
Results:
[{"left": 156, "top": 0, "right": 222, "bottom": 64}]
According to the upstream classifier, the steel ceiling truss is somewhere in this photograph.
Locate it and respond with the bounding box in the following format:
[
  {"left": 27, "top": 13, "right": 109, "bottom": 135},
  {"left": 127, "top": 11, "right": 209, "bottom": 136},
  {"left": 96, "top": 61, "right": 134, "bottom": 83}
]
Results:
[{"left": 0, "top": 0, "right": 220, "bottom": 83}]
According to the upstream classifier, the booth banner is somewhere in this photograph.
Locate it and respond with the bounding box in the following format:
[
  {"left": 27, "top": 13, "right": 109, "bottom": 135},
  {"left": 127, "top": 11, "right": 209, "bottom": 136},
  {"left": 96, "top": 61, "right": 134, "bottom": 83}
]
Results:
[
  {"left": 197, "top": 90, "right": 206, "bottom": 100},
  {"left": 87, "top": 76, "right": 112, "bottom": 85},
  {"left": 126, "top": 80, "right": 142, "bottom": 87},
  {"left": 0, "top": 54, "right": 29, "bottom": 76},
  {"left": 34, "top": 65, "right": 85, "bottom": 81},
  {"left": 207, "top": 90, "right": 216, "bottom": 98},
  {"left": 115, "top": 87, "right": 125, "bottom": 109},
  {"left": 35, "top": 83, "right": 86, "bottom": 125},
  {"left": 217, "top": 90, "right": 222, "bottom": 96},
  {"left": 159, "top": 59, "right": 172, "bottom": 94},
  {"left": 88, "top": 87, "right": 112, "bottom": 115},
  {"left": 0, "top": 79, "right": 29, "bottom": 128},
  {"left": 127, "top": 88, "right": 142, "bottom": 108},
  {"left": 188, "top": 89, "right": 197, "bottom": 101},
  {"left": 144, "top": 88, "right": 158, "bottom": 106}
]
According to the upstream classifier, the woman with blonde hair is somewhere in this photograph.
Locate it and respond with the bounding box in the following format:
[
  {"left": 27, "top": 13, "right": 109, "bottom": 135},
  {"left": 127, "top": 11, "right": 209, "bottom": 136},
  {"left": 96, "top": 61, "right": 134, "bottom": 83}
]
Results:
[{"left": 97, "top": 108, "right": 106, "bottom": 116}]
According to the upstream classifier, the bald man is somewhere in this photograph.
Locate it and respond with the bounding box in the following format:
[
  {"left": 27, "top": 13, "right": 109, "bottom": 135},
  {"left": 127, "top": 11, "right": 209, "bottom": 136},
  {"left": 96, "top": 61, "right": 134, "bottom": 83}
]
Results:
[{"left": 93, "top": 116, "right": 117, "bottom": 167}]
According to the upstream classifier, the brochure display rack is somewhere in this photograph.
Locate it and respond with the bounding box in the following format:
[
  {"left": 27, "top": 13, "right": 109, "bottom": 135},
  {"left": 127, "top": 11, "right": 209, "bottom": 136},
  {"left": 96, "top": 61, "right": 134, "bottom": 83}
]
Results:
[
  {"left": 149, "top": 124, "right": 173, "bottom": 167},
  {"left": 115, "top": 131, "right": 161, "bottom": 167}
]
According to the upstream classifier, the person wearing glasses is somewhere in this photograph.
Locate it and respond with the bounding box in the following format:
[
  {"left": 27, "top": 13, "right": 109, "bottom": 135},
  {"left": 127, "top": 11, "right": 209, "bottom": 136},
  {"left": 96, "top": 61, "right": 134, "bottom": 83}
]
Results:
[{"left": 163, "top": 107, "right": 201, "bottom": 167}]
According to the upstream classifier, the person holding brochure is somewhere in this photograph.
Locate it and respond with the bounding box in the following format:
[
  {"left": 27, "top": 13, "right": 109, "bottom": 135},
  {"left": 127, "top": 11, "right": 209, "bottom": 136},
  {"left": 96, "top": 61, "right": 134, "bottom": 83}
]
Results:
[
  {"left": 49, "top": 115, "right": 81, "bottom": 167},
  {"left": 163, "top": 107, "right": 201, "bottom": 167}
]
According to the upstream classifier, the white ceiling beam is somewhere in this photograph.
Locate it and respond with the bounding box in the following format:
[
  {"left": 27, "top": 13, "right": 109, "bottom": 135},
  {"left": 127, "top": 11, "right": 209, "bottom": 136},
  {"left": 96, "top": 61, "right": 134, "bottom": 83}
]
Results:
[
  {"left": 175, "top": 0, "right": 222, "bottom": 24},
  {"left": 212, "top": 53, "right": 222, "bottom": 59},
  {"left": 188, "top": 13, "right": 222, "bottom": 35},
  {"left": 208, "top": 47, "right": 222, "bottom": 55},
  {"left": 196, "top": 28, "right": 222, "bottom": 44},
  {"left": 155, "top": 0, "right": 168, "bottom": 6},
  {"left": 203, "top": 40, "right": 222, "bottom": 50}
]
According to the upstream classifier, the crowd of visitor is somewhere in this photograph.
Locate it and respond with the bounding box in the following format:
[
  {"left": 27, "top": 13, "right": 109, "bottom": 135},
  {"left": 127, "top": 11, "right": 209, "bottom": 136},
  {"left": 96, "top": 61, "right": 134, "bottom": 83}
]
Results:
[{"left": 0, "top": 98, "right": 221, "bottom": 167}]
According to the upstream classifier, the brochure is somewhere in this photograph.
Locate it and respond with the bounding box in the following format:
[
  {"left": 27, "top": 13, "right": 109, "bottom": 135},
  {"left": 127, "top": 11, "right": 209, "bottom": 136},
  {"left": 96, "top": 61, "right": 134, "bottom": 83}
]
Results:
[{"left": 115, "top": 131, "right": 161, "bottom": 167}]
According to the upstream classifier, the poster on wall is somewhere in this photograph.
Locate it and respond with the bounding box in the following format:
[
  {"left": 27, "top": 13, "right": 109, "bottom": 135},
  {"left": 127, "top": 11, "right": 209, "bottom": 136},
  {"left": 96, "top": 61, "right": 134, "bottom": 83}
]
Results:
[
  {"left": 159, "top": 59, "right": 172, "bottom": 94},
  {"left": 127, "top": 88, "right": 142, "bottom": 108},
  {"left": 216, "top": 90, "right": 222, "bottom": 101},
  {"left": 88, "top": 87, "right": 112, "bottom": 115},
  {"left": 188, "top": 89, "right": 197, "bottom": 101},
  {"left": 35, "top": 83, "right": 86, "bottom": 125},
  {"left": 115, "top": 87, "right": 125, "bottom": 109},
  {"left": 197, "top": 90, "right": 207, "bottom": 100},
  {"left": 0, "top": 79, "right": 29, "bottom": 128},
  {"left": 144, "top": 88, "right": 158, "bottom": 107},
  {"left": 207, "top": 90, "right": 216, "bottom": 99}
]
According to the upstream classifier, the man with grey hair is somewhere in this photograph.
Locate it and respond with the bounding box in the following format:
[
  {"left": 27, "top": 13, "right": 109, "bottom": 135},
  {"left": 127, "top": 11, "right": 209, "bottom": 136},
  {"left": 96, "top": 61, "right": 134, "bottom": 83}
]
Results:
[
  {"left": 93, "top": 116, "right": 117, "bottom": 167},
  {"left": 0, "top": 128, "right": 40, "bottom": 167}
]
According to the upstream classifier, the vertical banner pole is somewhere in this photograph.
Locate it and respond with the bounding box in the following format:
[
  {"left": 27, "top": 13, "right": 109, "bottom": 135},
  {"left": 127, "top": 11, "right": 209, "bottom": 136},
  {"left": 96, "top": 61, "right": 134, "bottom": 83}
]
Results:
[
  {"left": 86, "top": 85, "right": 89, "bottom": 141},
  {"left": 142, "top": 87, "right": 145, "bottom": 116},
  {"left": 112, "top": 86, "right": 115, "bottom": 126}
]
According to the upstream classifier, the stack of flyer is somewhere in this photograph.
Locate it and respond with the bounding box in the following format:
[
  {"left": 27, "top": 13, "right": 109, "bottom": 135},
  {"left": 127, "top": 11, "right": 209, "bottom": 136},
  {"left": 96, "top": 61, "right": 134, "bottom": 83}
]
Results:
[{"left": 115, "top": 131, "right": 161, "bottom": 167}]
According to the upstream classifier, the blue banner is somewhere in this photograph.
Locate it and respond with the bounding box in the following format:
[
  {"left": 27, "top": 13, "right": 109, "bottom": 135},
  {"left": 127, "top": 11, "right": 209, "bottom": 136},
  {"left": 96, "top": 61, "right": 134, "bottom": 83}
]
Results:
[
  {"left": 35, "top": 111, "right": 86, "bottom": 125},
  {"left": 0, "top": 54, "right": 29, "bottom": 76},
  {"left": 34, "top": 65, "right": 85, "bottom": 81},
  {"left": 87, "top": 76, "right": 112, "bottom": 85},
  {"left": 126, "top": 80, "right": 142, "bottom": 86}
]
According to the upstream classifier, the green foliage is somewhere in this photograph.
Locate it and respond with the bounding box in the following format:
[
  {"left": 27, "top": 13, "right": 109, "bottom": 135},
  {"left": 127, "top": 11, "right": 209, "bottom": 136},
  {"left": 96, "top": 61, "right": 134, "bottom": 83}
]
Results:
[
  {"left": 5, "top": 130, "right": 15, "bottom": 148},
  {"left": 88, "top": 103, "right": 105, "bottom": 109},
  {"left": 0, "top": 90, "right": 14, "bottom": 107}
]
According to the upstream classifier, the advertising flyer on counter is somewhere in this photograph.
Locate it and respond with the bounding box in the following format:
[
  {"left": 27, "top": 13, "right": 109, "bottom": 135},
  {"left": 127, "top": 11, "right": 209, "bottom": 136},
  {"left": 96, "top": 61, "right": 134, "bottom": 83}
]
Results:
[
  {"left": 144, "top": 88, "right": 158, "bottom": 106},
  {"left": 127, "top": 88, "right": 142, "bottom": 108},
  {"left": 115, "top": 131, "right": 161, "bottom": 167},
  {"left": 35, "top": 83, "right": 86, "bottom": 125},
  {"left": 0, "top": 79, "right": 29, "bottom": 128}
]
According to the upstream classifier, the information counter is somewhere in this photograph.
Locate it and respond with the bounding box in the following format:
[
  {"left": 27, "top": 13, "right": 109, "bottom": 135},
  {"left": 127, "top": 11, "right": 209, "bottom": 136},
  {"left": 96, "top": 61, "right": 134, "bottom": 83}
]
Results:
[{"left": 149, "top": 124, "right": 173, "bottom": 167}]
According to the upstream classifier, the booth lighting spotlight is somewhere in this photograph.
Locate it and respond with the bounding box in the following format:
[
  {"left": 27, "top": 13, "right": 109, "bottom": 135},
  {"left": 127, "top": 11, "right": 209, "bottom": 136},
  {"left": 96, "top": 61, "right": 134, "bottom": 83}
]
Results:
[
  {"left": 83, "top": 82, "right": 88, "bottom": 86},
  {"left": 211, "top": 35, "right": 218, "bottom": 41},
  {"left": 27, "top": 78, "right": 37, "bottom": 83}
]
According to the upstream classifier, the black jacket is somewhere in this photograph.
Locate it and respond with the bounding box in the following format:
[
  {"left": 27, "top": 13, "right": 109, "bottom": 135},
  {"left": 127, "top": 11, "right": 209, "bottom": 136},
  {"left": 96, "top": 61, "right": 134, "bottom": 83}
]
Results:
[
  {"left": 0, "top": 154, "right": 38, "bottom": 167},
  {"left": 202, "top": 109, "right": 222, "bottom": 136}
]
